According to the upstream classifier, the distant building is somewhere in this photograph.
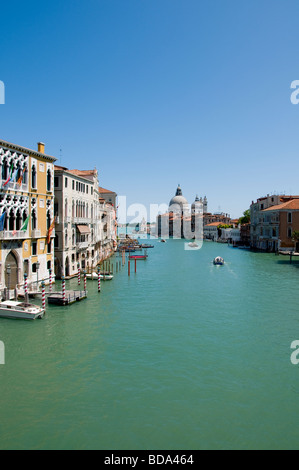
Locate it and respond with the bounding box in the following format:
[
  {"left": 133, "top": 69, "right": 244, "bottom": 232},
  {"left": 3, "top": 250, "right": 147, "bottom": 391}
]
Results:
[
  {"left": 157, "top": 185, "right": 233, "bottom": 240},
  {"left": 98, "top": 187, "right": 117, "bottom": 208}
]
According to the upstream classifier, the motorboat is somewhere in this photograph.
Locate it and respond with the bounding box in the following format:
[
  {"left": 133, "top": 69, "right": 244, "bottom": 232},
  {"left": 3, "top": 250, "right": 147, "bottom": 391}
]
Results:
[
  {"left": 188, "top": 242, "right": 199, "bottom": 248},
  {"left": 0, "top": 300, "right": 45, "bottom": 320},
  {"left": 161, "top": 239, "right": 166, "bottom": 243},
  {"left": 213, "top": 256, "right": 225, "bottom": 266},
  {"left": 86, "top": 272, "right": 114, "bottom": 281}
]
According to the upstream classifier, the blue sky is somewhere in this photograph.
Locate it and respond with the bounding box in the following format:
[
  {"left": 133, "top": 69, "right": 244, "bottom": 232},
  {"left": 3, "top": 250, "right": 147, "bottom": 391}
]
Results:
[{"left": 1, "top": 0, "right": 299, "bottom": 219}]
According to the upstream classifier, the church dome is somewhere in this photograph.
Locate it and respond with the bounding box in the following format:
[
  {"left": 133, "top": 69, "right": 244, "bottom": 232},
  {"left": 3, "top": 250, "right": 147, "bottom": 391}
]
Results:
[{"left": 169, "top": 185, "right": 189, "bottom": 212}]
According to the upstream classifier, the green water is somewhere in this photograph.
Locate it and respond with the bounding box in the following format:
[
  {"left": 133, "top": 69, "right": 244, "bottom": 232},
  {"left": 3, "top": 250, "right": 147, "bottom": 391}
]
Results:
[{"left": 1, "top": 240, "right": 299, "bottom": 450}]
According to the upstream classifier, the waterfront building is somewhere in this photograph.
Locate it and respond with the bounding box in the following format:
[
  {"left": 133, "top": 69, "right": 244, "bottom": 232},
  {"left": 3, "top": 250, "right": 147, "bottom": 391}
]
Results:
[
  {"left": 0, "top": 140, "right": 56, "bottom": 291},
  {"left": 261, "top": 199, "right": 299, "bottom": 252},
  {"left": 203, "top": 222, "right": 222, "bottom": 241},
  {"left": 54, "top": 166, "right": 117, "bottom": 278},
  {"left": 98, "top": 187, "right": 117, "bottom": 208},
  {"left": 250, "top": 195, "right": 299, "bottom": 251}
]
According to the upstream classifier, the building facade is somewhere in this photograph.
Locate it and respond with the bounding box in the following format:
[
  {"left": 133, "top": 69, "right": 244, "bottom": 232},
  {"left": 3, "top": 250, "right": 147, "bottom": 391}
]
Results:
[
  {"left": 54, "top": 166, "right": 117, "bottom": 278},
  {"left": 0, "top": 140, "right": 56, "bottom": 291},
  {"left": 250, "top": 195, "right": 299, "bottom": 251}
]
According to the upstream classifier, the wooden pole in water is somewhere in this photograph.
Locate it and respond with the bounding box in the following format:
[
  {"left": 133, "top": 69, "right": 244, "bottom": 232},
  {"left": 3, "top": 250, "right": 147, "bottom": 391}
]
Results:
[
  {"left": 49, "top": 268, "right": 53, "bottom": 292},
  {"left": 135, "top": 259, "right": 137, "bottom": 273},
  {"left": 41, "top": 281, "right": 46, "bottom": 311},
  {"left": 98, "top": 266, "right": 101, "bottom": 292},
  {"left": 24, "top": 273, "right": 28, "bottom": 296},
  {"left": 128, "top": 259, "right": 131, "bottom": 276},
  {"left": 84, "top": 270, "right": 87, "bottom": 293},
  {"left": 78, "top": 265, "right": 81, "bottom": 285},
  {"left": 62, "top": 276, "right": 66, "bottom": 303}
]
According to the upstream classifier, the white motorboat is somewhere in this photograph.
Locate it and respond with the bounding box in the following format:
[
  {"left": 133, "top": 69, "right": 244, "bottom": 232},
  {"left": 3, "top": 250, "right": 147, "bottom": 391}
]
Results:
[
  {"left": 0, "top": 300, "right": 45, "bottom": 320},
  {"left": 86, "top": 272, "right": 114, "bottom": 281},
  {"left": 213, "top": 256, "right": 225, "bottom": 266},
  {"left": 188, "top": 242, "right": 199, "bottom": 248}
]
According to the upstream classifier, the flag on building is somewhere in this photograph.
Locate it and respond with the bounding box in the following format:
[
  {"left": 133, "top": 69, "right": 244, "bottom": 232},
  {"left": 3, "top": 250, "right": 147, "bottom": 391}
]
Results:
[
  {"left": 0, "top": 212, "right": 6, "bottom": 231},
  {"left": 17, "top": 168, "right": 26, "bottom": 187},
  {"left": 3, "top": 162, "right": 14, "bottom": 187},
  {"left": 20, "top": 215, "right": 30, "bottom": 232},
  {"left": 47, "top": 217, "right": 56, "bottom": 244}
]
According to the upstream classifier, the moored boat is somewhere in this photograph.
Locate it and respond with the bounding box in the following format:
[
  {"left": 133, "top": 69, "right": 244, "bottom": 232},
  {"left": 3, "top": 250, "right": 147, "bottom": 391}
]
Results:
[
  {"left": 213, "top": 256, "right": 225, "bottom": 266},
  {"left": 86, "top": 272, "right": 114, "bottom": 281},
  {"left": 0, "top": 300, "right": 45, "bottom": 320}
]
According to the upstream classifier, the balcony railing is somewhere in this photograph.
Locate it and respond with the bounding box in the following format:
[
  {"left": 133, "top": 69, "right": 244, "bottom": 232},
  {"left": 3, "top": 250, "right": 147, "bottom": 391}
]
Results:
[
  {"left": 1, "top": 181, "right": 29, "bottom": 192},
  {"left": 76, "top": 241, "right": 89, "bottom": 251},
  {"left": 0, "top": 230, "right": 28, "bottom": 240}
]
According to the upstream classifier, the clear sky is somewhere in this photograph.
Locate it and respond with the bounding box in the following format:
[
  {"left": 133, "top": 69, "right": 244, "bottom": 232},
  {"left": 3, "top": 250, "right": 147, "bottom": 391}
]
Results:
[{"left": 1, "top": 0, "right": 299, "bottom": 220}]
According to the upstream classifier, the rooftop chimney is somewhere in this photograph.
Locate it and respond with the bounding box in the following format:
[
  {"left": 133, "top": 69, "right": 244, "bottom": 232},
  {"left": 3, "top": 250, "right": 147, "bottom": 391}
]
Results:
[{"left": 38, "top": 142, "right": 45, "bottom": 154}]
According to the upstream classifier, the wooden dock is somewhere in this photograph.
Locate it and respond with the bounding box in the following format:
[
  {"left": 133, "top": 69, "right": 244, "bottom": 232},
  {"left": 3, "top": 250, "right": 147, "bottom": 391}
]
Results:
[{"left": 47, "top": 290, "right": 87, "bottom": 306}]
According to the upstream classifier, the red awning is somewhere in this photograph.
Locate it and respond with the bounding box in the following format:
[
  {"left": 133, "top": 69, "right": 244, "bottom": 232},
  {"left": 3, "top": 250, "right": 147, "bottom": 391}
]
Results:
[{"left": 76, "top": 225, "right": 91, "bottom": 234}]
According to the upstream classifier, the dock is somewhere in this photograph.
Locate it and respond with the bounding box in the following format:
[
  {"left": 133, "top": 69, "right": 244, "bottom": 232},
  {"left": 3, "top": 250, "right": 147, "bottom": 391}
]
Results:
[{"left": 47, "top": 290, "right": 87, "bottom": 306}]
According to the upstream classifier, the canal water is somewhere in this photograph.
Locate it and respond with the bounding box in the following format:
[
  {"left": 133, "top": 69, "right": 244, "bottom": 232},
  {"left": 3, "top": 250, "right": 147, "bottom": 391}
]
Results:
[{"left": 0, "top": 240, "right": 299, "bottom": 450}]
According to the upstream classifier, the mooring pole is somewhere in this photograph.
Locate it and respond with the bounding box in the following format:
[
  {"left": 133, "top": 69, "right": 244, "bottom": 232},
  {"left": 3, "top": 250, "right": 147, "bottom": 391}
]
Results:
[
  {"left": 98, "top": 266, "right": 101, "bottom": 293},
  {"left": 41, "top": 281, "right": 46, "bottom": 311}
]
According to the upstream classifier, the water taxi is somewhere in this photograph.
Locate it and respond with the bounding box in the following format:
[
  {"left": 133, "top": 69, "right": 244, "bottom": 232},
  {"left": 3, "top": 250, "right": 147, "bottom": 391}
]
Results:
[
  {"left": 213, "top": 256, "right": 225, "bottom": 266},
  {"left": 0, "top": 300, "right": 45, "bottom": 320},
  {"left": 86, "top": 272, "right": 114, "bottom": 281}
]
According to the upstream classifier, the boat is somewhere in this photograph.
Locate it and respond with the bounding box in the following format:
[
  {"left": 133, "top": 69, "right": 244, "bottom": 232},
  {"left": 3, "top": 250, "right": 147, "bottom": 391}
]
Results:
[
  {"left": 161, "top": 239, "right": 166, "bottom": 243},
  {"left": 140, "top": 244, "right": 154, "bottom": 249},
  {"left": 129, "top": 254, "right": 148, "bottom": 260},
  {"left": 188, "top": 242, "right": 199, "bottom": 248},
  {"left": 0, "top": 300, "right": 45, "bottom": 320},
  {"left": 86, "top": 272, "right": 114, "bottom": 281},
  {"left": 213, "top": 256, "right": 225, "bottom": 266}
]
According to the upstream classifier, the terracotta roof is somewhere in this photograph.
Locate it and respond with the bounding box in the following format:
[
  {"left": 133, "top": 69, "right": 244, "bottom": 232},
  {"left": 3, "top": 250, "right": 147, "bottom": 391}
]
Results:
[
  {"left": 98, "top": 186, "right": 116, "bottom": 194},
  {"left": 263, "top": 199, "right": 299, "bottom": 212},
  {"left": 205, "top": 222, "right": 223, "bottom": 227},
  {"left": 68, "top": 169, "right": 96, "bottom": 177},
  {"left": 54, "top": 165, "right": 68, "bottom": 171}
]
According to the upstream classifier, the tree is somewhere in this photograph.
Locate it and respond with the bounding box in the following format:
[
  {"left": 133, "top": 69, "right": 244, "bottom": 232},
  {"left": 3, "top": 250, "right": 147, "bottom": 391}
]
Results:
[{"left": 239, "top": 209, "right": 250, "bottom": 225}]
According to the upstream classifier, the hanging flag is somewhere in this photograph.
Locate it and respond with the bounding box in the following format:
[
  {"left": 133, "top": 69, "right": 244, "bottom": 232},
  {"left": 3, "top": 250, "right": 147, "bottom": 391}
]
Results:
[
  {"left": 47, "top": 216, "right": 56, "bottom": 244},
  {"left": 3, "top": 162, "right": 14, "bottom": 187},
  {"left": 0, "top": 212, "right": 6, "bottom": 231},
  {"left": 20, "top": 215, "right": 30, "bottom": 232},
  {"left": 12, "top": 215, "right": 30, "bottom": 236},
  {"left": 10, "top": 168, "right": 19, "bottom": 184},
  {"left": 17, "top": 168, "right": 26, "bottom": 187}
]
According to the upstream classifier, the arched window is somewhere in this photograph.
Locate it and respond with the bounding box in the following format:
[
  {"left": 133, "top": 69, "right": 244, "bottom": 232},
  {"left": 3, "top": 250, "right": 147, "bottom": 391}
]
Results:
[
  {"left": 65, "top": 199, "right": 68, "bottom": 217},
  {"left": 23, "top": 165, "right": 28, "bottom": 185},
  {"left": 47, "top": 211, "right": 51, "bottom": 230},
  {"left": 2, "top": 159, "right": 8, "bottom": 181},
  {"left": 72, "top": 200, "right": 75, "bottom": 218},
  {"left": 16, "top": 209, "right": 22, "bottom": 231},
  {"left": 31, "top": 165, "right": 37, "bottom": 189},
  {"left": 32, "top": 209, "right": 37, "bottom": 230},
  {"left": 47, "top": 169, "right": 51, "bottom": 191},
  {"left": 9, "top": 209, "right": 15, "bottom": 231}
]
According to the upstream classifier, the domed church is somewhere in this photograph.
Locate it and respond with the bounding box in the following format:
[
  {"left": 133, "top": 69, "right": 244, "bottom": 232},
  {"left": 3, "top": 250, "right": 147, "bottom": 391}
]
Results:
[
  {"left": 169, "top": 185, "right": 189, "bottom": 213},
  {"left": 169, "top": 185, "right": 208, "bottom": 214}
]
